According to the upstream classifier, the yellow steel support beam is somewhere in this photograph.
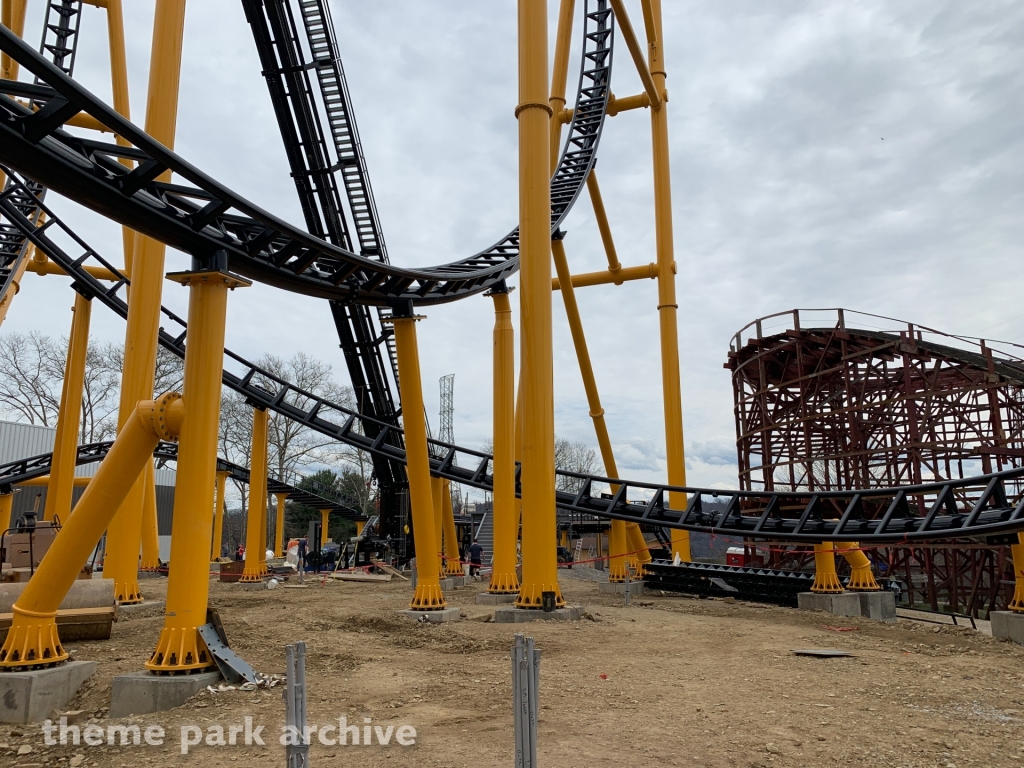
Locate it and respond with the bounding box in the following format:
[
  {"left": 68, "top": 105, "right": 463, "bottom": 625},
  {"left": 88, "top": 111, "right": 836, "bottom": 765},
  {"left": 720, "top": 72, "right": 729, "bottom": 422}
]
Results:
[
  {"left": 810, "top": 542, "right": 844, "bottom": 594},
  {"left": 606, "top": 91, "right": 650, "bottom": 116},
  {"left": 548, "top": 0, "right": 576, "bottom": 170},
  {"left": 104, "top": 0, "right": 187, "bottom": 605},
  {"left": 516, "top": 0, "right": 563, "bottom": 610},
  {"left": 24, "top": 257, "right": 121, "bottom": 282},
  {"left": 390, "top": 312, "right": 445, "bottom": 610},
  {"left": 43, "top": 293, "right": 91, "bottom": 522},
  {"left": 552, "top": 263, "right": 657, "bottom": 290},
  {"left": 442, "top": 479, "right": 463, "bottom": 577},
  {"left": 487, "top": 287, "right": 520, "bottom": 594},
  {"left": 139, "top": 463, "right": 160, "bottom": 570},
  {"left": 274, "top": 492, "right": 288, "bottom": 558},
  {"left": 644, "top": 0, "right": 690, "bottom": 561},
  {"left": 431, "top": 476, "right": 445, "bottom": 578},
  {"left": 320, "top": 508, "right": 330, "bottom": 544},
  {"left": 0, "top": 0, "right": 26, "bottom": 81},
  {"left": 836, "top": 542, "right": 880, "bottom": 591},
  {"left": 258, "top": 465, "right": 269, "bottom": 571},
  {"left": 355, "top": 520, "right": 365, "bottom": 536},
  {"left": 608, "top": 0, "right": 662, "bottom": 110},
  {"left": 1011, "top": 533, "right": 1024, "bottom": 612},
  {"left": 0, "top": 222, "right": 39, "bottom": 328},
  {"left": 586, "top": 170, "right": 620, "bottom": 272},
  {"left": 20, "top": 476, "right": 90, "bottom": 488},
  {"left": 0, "top": 393, "right": 183, "bottom": 668},
  {"left": 0, "top": 489, "right": 11, "bottom": 529},
  {"left": 147, "top": 268, "right": 244, "bottom": 673},
  {"left": 211, "top": 469, "right": 229, "bottom": 561},
  {"left": 239, "top": 406, "right": 269, "bottom": 582}
]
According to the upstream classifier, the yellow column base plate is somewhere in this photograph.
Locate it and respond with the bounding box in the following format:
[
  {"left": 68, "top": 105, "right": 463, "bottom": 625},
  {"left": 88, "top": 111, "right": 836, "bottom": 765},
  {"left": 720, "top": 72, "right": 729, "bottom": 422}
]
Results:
[
  {"left": 114, "top": 580, "right": 143, "bottom": 605},
  {"left": 0, "top": 608, "right": 68, "bottom": 668},
  {"left": 443, "top": 562, "right": 464, "bottom": 577},
  {"left": 811, "top": 572, "right": 845, "bottom": 594},
  {"left": 488, "top": 572, "right": 521, "bottom": 594},
  {"left": 845, "top": 567, "right": 880, "bottom": 591},
  {"left": 1009, "top": 586, "right": 1024, "bottom": 612},
  {"left": 145, "top": 627, "right": 214, "bottom": 673},
  {"left": 515, "top": 583, "right": 566, "bottom": 609},
  {"left": 410, "top": 583, "right": 446, "bottom": 610}
]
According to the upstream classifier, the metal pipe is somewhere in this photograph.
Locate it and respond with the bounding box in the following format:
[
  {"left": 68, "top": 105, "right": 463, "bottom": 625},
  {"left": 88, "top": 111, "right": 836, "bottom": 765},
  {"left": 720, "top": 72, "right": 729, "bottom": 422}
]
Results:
[
  {"left": 147, "top": 268, "right": 244, "bottom": 673},
  {"left": 431, "top": 476, "right": 445, "bottom": 578},
  {"left": 606, "top": 91, "right": 650, "bottom": 116},
  {"left": 274, "top": 492, "right": 287, "bottom": 558},
  {"left": 391, "top": 312, "right": 446, "bottom": 610},
  {"left": 139, "top": 462, "right": 161, "bottom": 569},
  {"left": 442, "top": 479, "right": 463, "bottom": 576},
  {"left": 811, "top": 542, "right": 844, "bottom": 594},
  {"left": 44, "top": 293, "right": 91, "bottom": 522},
  {"left": 645, "top": 0, "right": 690, "bottom": 561},
  {"left": 548, "top": 0, "right": 576, "bottom": 170},
  {"left": 211, "top": 469, "right": 229, "bottom": 561},
  {"left": 488, "top": 287, "right": 520, "bottom": 594},
  {"left": 0, "top": 393, "right": 183, "bottom": 668},
  {"left": 516, "top": 0, "right": 562, "bottom": 610},
  {"left": 240, "top": 406, "right": 269, "bottom": 582},
  {"left": 104, "top": 0, "right": 187, "bottom": 605},
  {"left": 552, "top": 263, "right": 658, "bottom": 290},
  {"left": 24, "top": 258, "right": 121, "bottom": 281},
  {"left": 608, "top": 0, "right": 662, "bottom": 110},
  {"left": 585, "top": 170, "right": 621, "bottom": 273}
]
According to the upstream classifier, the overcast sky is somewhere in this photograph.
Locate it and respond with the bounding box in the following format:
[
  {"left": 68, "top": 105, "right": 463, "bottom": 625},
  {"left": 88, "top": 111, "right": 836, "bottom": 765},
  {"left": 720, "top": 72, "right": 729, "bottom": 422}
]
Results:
[{"left": 5, "top": 1, "right": 1024, "bottom": 499}]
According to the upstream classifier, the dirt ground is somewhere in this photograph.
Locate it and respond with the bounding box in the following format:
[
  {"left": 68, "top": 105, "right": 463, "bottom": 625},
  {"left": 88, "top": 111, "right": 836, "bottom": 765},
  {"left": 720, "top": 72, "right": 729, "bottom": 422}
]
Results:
[{"left": 3, "top": 569, "right": 1024, "bottom": 768}]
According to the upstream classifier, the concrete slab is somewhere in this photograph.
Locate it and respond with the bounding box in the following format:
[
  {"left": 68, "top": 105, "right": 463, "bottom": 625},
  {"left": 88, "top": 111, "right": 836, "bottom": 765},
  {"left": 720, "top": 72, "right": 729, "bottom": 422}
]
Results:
[
  {"left": 599, "top": 582, "right": 646, "bottom": 595},
  {"left": 830, "top": 592, "right": 864, "bottom": 618},
  {"left": 0, "top": 660, "right": 96, "bottom": 724},
  {"left": 991, "top": 611, "right": 1024, "bottom": 645},
  {"left": 439, "top": 578, "right": 455, "bottom": 592},
  {"left": 116, "top": 600, "right": 165, "bottom": 617},
  {"left": 448, "top": 576, "right": 466, "bottom": 587},
  {"left": 797, "top": 592, "right": 836, "bottom": 612},
  {"left": 494, "top": 606, "right": 582, "bottom": 624},
  {"left": 238, "top": 581, "right": 267, "bottom": 591},
  {"left": 109, "top": 670, "right": 222, "bottom": 718},
  {"left": 476, "top": 592, "right": 517, "bottom": 605},
  {"left": 398, "top": 607, "right": 461, "bottom": 624},
  {"left": 857, "top": 591, "right": 897, "bottom": 623}
]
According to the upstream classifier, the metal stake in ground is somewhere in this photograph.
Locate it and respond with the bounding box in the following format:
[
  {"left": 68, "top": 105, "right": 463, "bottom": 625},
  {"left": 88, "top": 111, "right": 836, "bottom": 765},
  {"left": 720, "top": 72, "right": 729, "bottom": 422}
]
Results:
[
  {"left": 285, "top": 641, "right": 309, "bottom": 767},
  {"left": 512, "top": 633, "right": 540, "bottom": 768}
]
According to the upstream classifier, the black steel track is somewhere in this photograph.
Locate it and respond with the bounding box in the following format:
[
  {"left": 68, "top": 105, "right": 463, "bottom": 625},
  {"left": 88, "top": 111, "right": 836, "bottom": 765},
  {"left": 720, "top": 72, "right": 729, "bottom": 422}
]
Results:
[
  {"left": 3, "top": 168, "right": 1024, "bottom": 544},
  {"left": 0, "top": 0, "right": 614, "bottom": 306},
  {"left": 0, "top": 439, "right": 362, "bottom": 518}
]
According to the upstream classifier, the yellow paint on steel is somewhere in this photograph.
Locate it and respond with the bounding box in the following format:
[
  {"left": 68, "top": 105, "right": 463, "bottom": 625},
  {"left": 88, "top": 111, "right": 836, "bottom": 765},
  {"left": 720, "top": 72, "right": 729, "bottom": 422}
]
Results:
[
  {"left": 642, "top": 0, "right": 690, "bottom": 561},
  {"left": 516, "top": 0, "right": 563, "bottom": 610},
  {"left": 258, "top": 463, "right": 269, "bottom": 572},
  {"left": 442, "top": 479, "right": 463, "bottom": 577},
  {"left": 0, "top": 0, "right": 26, "bottom": 81},
  {"left": 608, "top": 0, "right": 661, "bottom": 110},
  {"left": 0, "top": 393, "right": 183, "bottom": 668},
  {"left": 586, "top": 170, "right": 621, "bottom": 272},
  {"left": 211, "top": 469, "right": 229, "bottom": 561},
  {"left": 431, "top": 476, "right": 445, "bottom": 578},
  {"left": 104, "top": 0, "right": 187, "bottom": 605},
  {"left": 320, "top": 509, "right": 330, "bottom": 545},
  {"left": 548, "top": 0, "right": 576, "bottom": 171},
  {"left": 810, "top": 542, "right": 844, "bottom": 594},
  {"left": 239, "top": 406, "right": 269, "bottom": 583},
  {"left": 20, "top": 476, "right": 91, "bottom": 488},
  {"left": 551, "top": 263, "right": 658, "bottom": 290},
  {"left": 147, "top": 270, "right": 243, "bottom": 673},
  {"left": 274, "top": 493, "right": 288, "bottom": 558},
  {"left": 0, "top": 490, "right": 11, "bottom": 530},
  {"left": 355, "top": 520, "right": 365, "bottom": 536},
  {"left": 1010, "top": 533, "right": 1024, "bottom": 612},
  {"left": 139, "top": 463, "right": 161, "bottom": 570},
  {"left": 24, "top": 257, "right": 121, "bottom": 282},
  {"left": 606, "top": 91, "right": 650, "bottom": 116},
  {"left": 44, "top": 293, "right": 91, "bottom": 522},
  {"left": 836, "top": 542, "right": 880, "bottom": 591},
  {"left": 390, "top": 314, "right": 446, "bottom": 610},
  {"left": 487, "top": 289, "right": 520, "bottom": 594},
  {"left": 0, "top": 215, "right": 40, "bottom": 328}
]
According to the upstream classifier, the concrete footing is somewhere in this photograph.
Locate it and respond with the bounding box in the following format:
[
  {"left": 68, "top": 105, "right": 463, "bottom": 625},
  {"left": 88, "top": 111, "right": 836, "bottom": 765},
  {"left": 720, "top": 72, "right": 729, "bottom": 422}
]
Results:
[
  {"left": 476, "top": 592, "right": 517, "bottom": 605},
  {"left": 494, "top": 606, "right": 582, "bottom": 623},
  {"left": 398, "top": 607, "right": 461, "bottom": 624},
  {"left": 109, "top": 670, "right": 222, "bottom": 718},
  {"left": 0, "top": 660, "right": 97, "bottom": 723},
  {"left": 448, "top": 576, "right": 466, "bottom": 587},
  {"left": 991, "top": 611, "right": 1024, "bottom": 644},
  {"left": 599, "top": 582, "right": 645, "bottom": 595},
  {"left": 238, "top": 581, "right": 267, "bottom": 591},
  {"left": 797, "top": 591, "right": 896, "bottom": 622},
  {"left": 439, "top": 578, "right": 455, "bottom": 592}
]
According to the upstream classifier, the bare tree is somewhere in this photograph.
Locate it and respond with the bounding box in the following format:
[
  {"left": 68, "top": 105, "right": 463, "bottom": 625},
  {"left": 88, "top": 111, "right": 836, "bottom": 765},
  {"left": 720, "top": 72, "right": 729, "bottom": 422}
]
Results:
[
  {"left": 555, "top": 437, "right": 599, "bottom": 493},
  {"left": 0, "top": 332, "right": 64, "bottom": 426}
]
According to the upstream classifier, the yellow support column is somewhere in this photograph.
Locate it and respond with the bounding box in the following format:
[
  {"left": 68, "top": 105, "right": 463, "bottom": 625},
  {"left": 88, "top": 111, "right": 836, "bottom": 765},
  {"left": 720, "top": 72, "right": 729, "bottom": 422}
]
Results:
[
  {"left": 139, "top": 463, "right": 161, "bottom": 570},
  {"left": 44, "top": 293, "right": 91, "bottom": 522},
  {"left": 442, "top": 480, "right": 463, "bottom": 577},
  {"left": 1010, "top": 533, "right": 1024, "bottom": 612},
  {"left": 258, "top": 469, "right": 269, "bottom": 572},
  {"left": 320, "top": 509, "right": 330, "bottom": 544},
  {"left": 643, "top": 0, "right": 690, "bottom": 562},
  {"left": 239, "top": 407, "right": 269, "bottom": 583},
  {"left": 104, "top": 0, "right": 187, "bottom": 605},
  {"left": 274, "top": 492, "right": 288, "bottom": 558},
  {"left": 836, "top": 541, "right": 880, "bottom": 591},
  {"left": 1, "top": 393, "right": 183, "bottom": 668},
  {"left": 487, "top": 286, "right": 520, "bottom": 594},
  {"left": 211, "top": 469, "right": 229, "bottom": 561},
  {"left": 431, "top": 476, "right": 445, "bottom": 578},
  {"left": 0, "top": 487, "right": 13, "bottom": 530},
  {"left": 811, "top": 542, "right": 844, "bottom": 594},
  {"left": 390, "top": 309, "right": 445, "bottom": 609},
  {"left": 147, "top": 266, "right": 246, "bottom": 672},
  {"left": 516, "top": 0, "right": 563, "bottom": 610},
  {"left": 548, "top": 0, "right": 575, "bottom": 168}
]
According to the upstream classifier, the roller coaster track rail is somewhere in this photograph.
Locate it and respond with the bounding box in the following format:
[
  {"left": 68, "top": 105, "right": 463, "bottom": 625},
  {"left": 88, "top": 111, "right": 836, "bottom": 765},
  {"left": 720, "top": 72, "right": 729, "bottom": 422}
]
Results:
[
  {"left": 0, "top": 0, "right": 612, "bottom": 306},
  {"left": 2, "top": 6, "right": 1024, "bottom": 544},
  {"left": 0, "top": 438, "right": 363, "bottom": 519}
]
